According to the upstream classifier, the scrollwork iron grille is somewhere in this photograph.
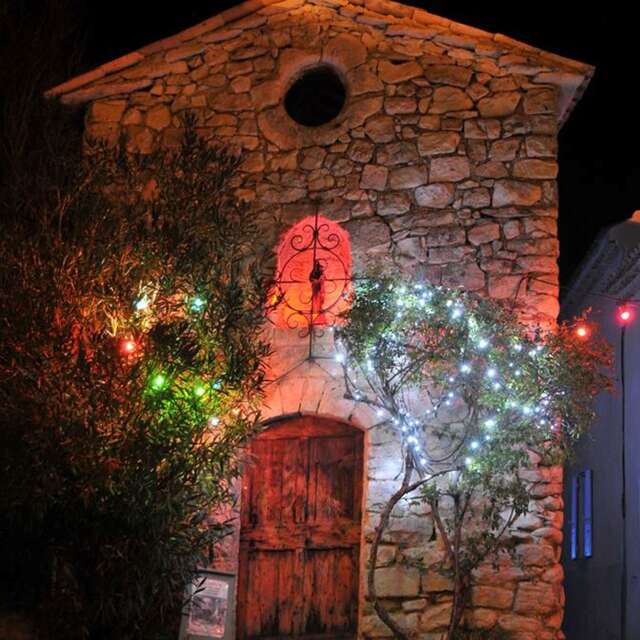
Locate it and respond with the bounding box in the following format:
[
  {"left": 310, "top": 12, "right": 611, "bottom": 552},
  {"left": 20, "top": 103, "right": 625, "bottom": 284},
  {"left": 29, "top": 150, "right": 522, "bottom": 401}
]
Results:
[{"left": 272, "top": 212, "right": 352, "bottom": 358}]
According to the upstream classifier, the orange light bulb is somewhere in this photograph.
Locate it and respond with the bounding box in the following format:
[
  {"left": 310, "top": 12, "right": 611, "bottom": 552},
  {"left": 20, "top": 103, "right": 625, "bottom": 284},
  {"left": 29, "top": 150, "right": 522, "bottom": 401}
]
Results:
[{"left": 575, "top": 325, "right": 589, "bottom": 339}]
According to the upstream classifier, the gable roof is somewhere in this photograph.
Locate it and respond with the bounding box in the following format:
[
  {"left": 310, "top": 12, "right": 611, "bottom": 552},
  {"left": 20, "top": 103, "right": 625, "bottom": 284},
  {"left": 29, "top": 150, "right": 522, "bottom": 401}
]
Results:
[{"left": 45, "top": 0, "right": 594, "bottom": 126}]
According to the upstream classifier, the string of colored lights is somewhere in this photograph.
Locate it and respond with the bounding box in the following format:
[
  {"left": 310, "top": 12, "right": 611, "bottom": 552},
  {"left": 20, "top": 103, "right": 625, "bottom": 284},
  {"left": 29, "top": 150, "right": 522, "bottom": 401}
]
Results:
[{"left": 116, "top": 293, "right": 221, "bottom": 428}]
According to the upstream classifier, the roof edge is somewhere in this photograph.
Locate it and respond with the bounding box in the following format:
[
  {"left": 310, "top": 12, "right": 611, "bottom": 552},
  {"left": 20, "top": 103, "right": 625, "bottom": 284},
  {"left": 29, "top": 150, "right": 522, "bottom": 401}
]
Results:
[
  {"left": 45, "top": 0, "right": 595, "bottom": 124},
  {"left": 562, "top": 213, "right": 640, "bottom": 316},
  {"left": 45, "top": 0, "right": 281, "bottom": 99}
]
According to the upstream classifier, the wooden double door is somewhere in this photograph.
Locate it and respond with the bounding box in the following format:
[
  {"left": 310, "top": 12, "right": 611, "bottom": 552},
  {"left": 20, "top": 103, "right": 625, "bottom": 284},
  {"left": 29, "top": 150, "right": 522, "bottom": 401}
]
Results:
[{"left": 237, "top": 416, "right": 364, "bottom": 639}]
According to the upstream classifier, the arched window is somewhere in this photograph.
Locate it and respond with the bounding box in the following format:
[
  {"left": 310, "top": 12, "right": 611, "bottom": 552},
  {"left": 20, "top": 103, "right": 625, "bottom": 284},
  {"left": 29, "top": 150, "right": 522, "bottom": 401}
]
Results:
[{"left": 271, "top": 214, "right": 352, "bottom": 333}]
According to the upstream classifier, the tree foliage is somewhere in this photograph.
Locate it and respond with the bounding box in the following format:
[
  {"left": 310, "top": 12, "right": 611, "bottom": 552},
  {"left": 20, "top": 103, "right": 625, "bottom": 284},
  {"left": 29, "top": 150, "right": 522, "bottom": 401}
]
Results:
[
  {"left": 0, "top": 126, "right": 271, "bottom": 639},
  {"left": 337, "top": 277, "right": 612, "bottom": 639}
]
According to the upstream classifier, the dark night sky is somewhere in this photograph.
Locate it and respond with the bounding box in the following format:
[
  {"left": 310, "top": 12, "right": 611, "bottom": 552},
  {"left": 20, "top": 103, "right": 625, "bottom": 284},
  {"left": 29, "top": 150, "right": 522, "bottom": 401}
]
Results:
[{"left": 76, "top": 1, "right": 638, "bottom": 287}]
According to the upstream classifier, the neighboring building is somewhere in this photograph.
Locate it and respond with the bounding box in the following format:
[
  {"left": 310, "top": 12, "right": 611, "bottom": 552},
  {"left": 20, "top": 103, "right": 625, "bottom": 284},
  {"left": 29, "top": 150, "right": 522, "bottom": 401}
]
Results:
[
  {"left": 48, "top": 1, "right": 594, "bottom": 638},
  {"left": 561, "top": 212, "right": 640, "bottom": 640}
]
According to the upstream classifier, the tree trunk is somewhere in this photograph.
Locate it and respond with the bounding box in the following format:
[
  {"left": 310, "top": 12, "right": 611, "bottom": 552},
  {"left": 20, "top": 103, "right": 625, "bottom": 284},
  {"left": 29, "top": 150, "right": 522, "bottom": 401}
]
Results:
[{"left": 367, "top": 457, "right": 414, "bottom": 640}]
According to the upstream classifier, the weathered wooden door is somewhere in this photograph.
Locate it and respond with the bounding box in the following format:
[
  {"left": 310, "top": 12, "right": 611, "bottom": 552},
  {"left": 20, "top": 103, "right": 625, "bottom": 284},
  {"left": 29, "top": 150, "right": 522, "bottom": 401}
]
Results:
[{"left": 237, "top": 416, "right": 363, "bottom": 639}]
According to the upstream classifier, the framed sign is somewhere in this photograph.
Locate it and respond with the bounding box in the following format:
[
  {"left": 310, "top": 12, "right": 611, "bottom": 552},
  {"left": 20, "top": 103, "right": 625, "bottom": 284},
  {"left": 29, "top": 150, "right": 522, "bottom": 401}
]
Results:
[{"left": 179, "top": 570, "right": 235, "bottom": 640}]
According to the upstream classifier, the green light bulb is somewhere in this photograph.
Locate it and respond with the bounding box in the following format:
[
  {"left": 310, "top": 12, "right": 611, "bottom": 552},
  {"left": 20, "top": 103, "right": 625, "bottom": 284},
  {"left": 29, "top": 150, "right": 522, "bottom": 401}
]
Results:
[
  {"left": 194, "top": 384, "right": 206, "bottom": 397},
  {"left": 152, "top": 373, "right": 166, "bottom": 390}
]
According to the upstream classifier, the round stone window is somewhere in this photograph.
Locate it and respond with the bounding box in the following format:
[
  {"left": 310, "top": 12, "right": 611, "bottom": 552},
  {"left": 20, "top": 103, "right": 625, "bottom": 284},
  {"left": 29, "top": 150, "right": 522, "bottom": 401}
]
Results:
[{"left": 284, "top": 66, "right": 347, "bottom": 127}]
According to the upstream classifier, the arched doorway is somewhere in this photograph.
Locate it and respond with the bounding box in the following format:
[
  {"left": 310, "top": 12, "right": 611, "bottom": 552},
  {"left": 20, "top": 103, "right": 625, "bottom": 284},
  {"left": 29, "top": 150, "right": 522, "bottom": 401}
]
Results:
[{"left": 237, "top": 416, "right": 364, "bottom": 639}]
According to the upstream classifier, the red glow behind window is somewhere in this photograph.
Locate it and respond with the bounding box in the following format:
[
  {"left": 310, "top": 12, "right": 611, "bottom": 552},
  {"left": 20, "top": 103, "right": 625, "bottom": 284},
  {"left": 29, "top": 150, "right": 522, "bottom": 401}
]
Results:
[{"left": 271, "top": 216, "right": 352, "bottom": 331}]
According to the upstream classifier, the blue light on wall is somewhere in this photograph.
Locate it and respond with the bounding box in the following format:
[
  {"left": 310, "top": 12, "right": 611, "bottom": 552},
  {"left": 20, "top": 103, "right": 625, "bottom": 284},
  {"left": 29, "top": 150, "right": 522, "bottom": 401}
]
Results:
[
  {"left": 571, "top": 475, "right": 578, "bottom": 560},
  {"left": 570, "top": 470, "right": 593, "bottom": 560},
  {"left": 583, "top": 469, "right": 593, "bottom": 558}
]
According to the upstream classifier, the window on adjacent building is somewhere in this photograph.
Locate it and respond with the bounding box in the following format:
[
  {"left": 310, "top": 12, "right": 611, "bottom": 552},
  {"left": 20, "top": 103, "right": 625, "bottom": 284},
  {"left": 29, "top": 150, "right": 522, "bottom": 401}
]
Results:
[{"left": 570, "top": 469, "right": 593, "bottom": 560}]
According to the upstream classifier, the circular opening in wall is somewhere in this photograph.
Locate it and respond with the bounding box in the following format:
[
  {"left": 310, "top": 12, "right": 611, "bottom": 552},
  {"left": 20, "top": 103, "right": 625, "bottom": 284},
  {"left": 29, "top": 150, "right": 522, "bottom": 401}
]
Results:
[{"left": 284, "top": 66, "right": 347, "bottom": 127}]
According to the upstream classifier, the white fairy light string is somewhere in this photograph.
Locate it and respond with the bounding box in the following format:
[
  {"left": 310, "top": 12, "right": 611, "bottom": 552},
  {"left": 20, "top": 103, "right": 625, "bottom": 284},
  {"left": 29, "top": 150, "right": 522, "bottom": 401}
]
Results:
[{"left": 334, "top": 279, "right": 580, "bottom": 479}]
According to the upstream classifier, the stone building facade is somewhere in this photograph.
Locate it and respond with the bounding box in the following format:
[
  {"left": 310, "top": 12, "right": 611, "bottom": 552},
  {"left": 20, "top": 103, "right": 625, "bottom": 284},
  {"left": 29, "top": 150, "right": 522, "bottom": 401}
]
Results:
[{"left": 48, "top": 1, "right": 593, "bottom": 638}]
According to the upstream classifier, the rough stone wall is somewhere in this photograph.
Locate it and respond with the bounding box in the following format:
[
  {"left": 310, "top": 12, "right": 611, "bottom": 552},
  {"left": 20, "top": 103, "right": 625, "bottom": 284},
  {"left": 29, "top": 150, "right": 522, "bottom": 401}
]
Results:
[{"left": 70, "top": 1, "right": 575, "bottom": 637}]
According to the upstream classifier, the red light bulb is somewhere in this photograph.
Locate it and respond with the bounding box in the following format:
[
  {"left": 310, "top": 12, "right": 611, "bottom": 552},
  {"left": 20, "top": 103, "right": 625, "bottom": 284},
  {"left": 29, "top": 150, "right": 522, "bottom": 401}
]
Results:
[
  {"left": 120, "top": 338, "right": 137, "bottom": 355},
  {"left": 618, "top": 306, "right": 634, "bottom": 325}
]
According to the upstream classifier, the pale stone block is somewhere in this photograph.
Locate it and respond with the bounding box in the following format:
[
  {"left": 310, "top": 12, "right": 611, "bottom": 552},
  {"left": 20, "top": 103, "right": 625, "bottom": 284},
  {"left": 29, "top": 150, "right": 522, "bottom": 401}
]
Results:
[
  {"left": 378, "top": 60, "right": 423, "bottom": 84},
  {"left": 317, "top": 381, "right": 356, "bottom": 420},
  {"left": 402, "top": 598, "right": 428, "bottom": 612},
  {"left": 493, "top": 180, "right": 542, "bottom": 207},
  {"left": 368, "top": 443, "right": 404, "bottom": 480},
  {"left": 419, "top": 601, "right": 452, "bottom": 631},
  {"left": 488, "top": 274, "right": 523, "bottom": 299},
  {"left": 474, "top": 160, "right": 509, "bottom": 179},
  {"left": 377, "top": 192, "right": 412, "bottom": 216},
  {"left": 478, "top": 91, "right": 521, "bottom": 117},
  {"left": 421, "top": 571, "right": 454, "bottom": 592},
  {"left": 374, "top": 566, "right": 421, "bottom": 598},
  {"left": 490, "top": 137, "right": 521, "bottom": 161},
  {"left": 279, "top": 376, "right": 307, "bottom": 415},
  {"left": 260, "top": 384, "right": 284, "bottom": 421},
  {"left": 525, "top": 135, "right": 557, "bottom": 158},
  {"left": 513, "top": 582, "right": 559, "bottom": 615},
  {"left": 513, "top": 159, "right": 558, "bottom": 179},
  {"left": 363, "top": 542, "right": 397, "bottom": 567},
  {"left": 430, "top": 86, "right": 473, "bottom": 114},
  {"left": 466, "top": 607, "right": 499, "bottom": 630},
  {"left": 323, "top": 33, "right": 367, "bottom": 69},
  {"left": 515, "top": 543, "right": 556, "bottom": 567},
  {"left": 365, "top": 114, "right": 396, "bottom": 143},
  {"left": 384, "top": 97, "right": 418, "bottom": 115},
  {"left": 417, "top": 131, "right": 460, "bottom": 155},
  {"left": 388, "top": 165, "right": 427, "bottom": 189},
  {"left": 297, "top": 376, "right": 326, "bottom": 414},
  {"left": 376, "top": 141, "right": 419, "bottom": 166},
  {"left": 360, "top": 614, "right": 394, "bottom": 638},
  {"left": 88, "top": 99, "right": 127, "bottom": 122},
  {"left": 471, "top": 585, "right": 515, "bottom": 609},
  {"left": 523, "top": 88, "right": 556, "bottom": 115},
  {"left": 146, "top": 104, "right": 172, "bottom": 130},
  {"left": 430, "top": 156, "right": 470, "bottom": 182},
  {"left": 349, "top": 402, "right": 381, "bottom": 430},
  {"left": 464, "top": 118, "right": 501, "bottom": 140},
  {"left": 498, "top": 613, "right": 544, "bottom": 634},
  {"left": 424, "top": 64, "right": 472, "bottom": 87},
  {"left": 462, "top": 188, "right": 492, "bottom": 209},
  {"left": 415, "top": 183, "right": 455, "bottom": 208},
  {"left": 349, "top": 65, "right": 384, "bottom": 96},
  {"left": 360, "top": 164, "right": 389, "bottom": 190}
]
